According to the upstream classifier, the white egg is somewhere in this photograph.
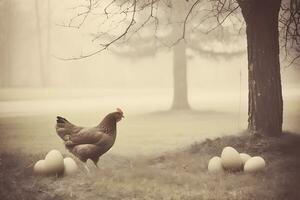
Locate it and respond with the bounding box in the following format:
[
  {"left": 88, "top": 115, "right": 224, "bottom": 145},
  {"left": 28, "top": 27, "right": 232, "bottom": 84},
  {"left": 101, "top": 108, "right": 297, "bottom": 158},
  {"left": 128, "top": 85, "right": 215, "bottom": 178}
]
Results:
[
  {"left": 244, "top": 156, "right": 266, "bottom": 172},
  {"left": 34, "top": 160, "right": 47, "bottom": 175},
  {"left": 208, "top": 156, "right": 224, "bottom": 173},
  {"left": 221, "top": 146, "right": 243, "bottom": 171},
  {"left": 63, "top": 157, "right": 78, "bottom": 176},
  {"left": 240, "top": 153, "right": 251, "bottom": 165},
  {"left": 44, "top": 149, "right": 64, "bottom": 175}
]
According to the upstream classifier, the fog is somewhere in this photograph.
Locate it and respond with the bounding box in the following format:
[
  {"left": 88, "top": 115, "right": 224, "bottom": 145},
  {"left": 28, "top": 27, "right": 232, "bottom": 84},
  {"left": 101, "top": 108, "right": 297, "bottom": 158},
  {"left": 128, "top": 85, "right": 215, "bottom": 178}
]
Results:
[{"left": 0, "top": 0, "right": 300, "bottom": 156}]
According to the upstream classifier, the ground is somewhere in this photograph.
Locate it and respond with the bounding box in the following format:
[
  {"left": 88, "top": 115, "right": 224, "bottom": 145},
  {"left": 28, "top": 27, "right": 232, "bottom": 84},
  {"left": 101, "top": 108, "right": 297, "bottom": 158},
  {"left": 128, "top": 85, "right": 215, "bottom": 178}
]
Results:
[
  {"left": 0, "top": 88, "right": 299, "bottom": 156},
  {"left": 1, "top": 132, "right": 300, "bottom": 200},
  {"left": 0, "top": 88, "right": 299, "bottom": 199}
]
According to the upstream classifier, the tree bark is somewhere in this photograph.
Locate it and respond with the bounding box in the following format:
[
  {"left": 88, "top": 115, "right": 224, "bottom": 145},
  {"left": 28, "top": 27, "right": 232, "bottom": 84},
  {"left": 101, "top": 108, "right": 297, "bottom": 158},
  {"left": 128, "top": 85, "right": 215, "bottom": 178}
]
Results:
[
  {"left": 172, "top": 40, "right": 190, "bottom": 110},
  {"left": 238, "top": 0, "right": 283, "bottom": 136}
]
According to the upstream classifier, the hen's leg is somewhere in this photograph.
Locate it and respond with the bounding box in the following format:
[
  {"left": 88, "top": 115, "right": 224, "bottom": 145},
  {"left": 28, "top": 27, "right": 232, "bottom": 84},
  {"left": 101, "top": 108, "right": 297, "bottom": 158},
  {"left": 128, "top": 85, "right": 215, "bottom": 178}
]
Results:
[
  {"left": 64, "top": 140, "right": 74, "bottom": 146},
  {"left": 84, "top": 162, "right": 90, "bottom": 174},
  {"left": 92, "top": 159, "right": 99, "bottom": 168},
  {"left": 63, "top": 135, "right": 71, "bottom": 141}
]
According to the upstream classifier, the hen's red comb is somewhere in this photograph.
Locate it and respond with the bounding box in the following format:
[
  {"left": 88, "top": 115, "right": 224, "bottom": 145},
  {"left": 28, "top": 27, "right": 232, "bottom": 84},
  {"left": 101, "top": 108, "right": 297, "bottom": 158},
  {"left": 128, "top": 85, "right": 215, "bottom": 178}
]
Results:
[{"left": 116, "top": 108, "right": 123, "bottom": 114}]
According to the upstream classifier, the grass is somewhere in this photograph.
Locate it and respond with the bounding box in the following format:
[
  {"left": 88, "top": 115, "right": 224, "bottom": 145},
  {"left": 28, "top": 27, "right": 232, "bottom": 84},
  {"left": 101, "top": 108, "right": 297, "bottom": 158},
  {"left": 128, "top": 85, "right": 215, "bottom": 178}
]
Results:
[
  {"left": 0, "top": 112, "right": 243, "bottom": 157},
  {"left": 1, "top": 132, "right": 300, "bottom": 200}
]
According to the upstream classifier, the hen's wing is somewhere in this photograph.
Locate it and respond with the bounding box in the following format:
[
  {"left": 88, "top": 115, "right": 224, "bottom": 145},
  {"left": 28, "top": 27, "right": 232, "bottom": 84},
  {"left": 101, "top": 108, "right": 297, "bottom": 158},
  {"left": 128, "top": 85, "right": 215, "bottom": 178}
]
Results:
[
  {"left": 66, "top": 127, "right": 104, "bottom": 145},
  {"left": 56, "top": 116, "right": 83, "bottom": 140}
]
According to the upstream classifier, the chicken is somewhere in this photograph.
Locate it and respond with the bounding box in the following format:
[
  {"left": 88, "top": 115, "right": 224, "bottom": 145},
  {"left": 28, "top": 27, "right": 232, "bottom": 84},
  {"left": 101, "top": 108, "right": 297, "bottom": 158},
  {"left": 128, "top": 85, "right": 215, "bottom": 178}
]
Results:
[{"left": 56, "top": 108, "right": 124, "bottom": 171}]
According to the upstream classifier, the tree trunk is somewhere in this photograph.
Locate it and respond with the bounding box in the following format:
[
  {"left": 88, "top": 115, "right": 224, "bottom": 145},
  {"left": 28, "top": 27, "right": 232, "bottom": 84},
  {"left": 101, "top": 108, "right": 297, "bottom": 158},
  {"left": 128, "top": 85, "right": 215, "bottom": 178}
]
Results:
[
  {"left": 239, "top": 0, "right": 283, "bottom": 136},
  {"left": 46, "top": 0, "right": 51, "bottom": 85},
  {"left": 0, "top": 0, "right": 12, "bottom": 87},
  {"left": 35, "top": 0, "right": 47, "bottom": 86},
  {"left": 172, "top": 40, "right": 190, "bottom": 110},
  {"left": 171, "top": 1, "right": 190, "bottom": 110}
]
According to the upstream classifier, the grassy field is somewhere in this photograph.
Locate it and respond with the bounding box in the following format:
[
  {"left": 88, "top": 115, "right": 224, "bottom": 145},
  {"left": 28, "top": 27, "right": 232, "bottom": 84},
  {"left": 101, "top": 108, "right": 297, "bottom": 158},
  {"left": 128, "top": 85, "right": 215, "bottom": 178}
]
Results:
[
  {"left": 0, "top": 88, "right": 299, "bottom": 199},
  {"left": 0, "top": 110, "right": 245, "bottom": 156},
  {"left": 1, "top": 132, "right": 300, "bottom": 200}
]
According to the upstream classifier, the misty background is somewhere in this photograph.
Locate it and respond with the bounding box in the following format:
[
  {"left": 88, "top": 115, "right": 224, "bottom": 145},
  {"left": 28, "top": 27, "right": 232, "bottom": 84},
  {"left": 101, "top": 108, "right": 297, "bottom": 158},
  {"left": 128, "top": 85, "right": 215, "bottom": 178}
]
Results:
[{"left": 0, "top": 0, "right": 299, "bottom": 156}]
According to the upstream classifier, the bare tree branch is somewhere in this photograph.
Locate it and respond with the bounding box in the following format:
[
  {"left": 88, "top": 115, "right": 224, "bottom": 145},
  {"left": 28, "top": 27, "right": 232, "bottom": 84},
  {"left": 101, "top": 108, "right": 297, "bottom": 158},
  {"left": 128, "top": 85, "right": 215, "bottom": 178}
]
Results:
[{"left": 55, "top": 0, "right": 298, "bottom": 64}]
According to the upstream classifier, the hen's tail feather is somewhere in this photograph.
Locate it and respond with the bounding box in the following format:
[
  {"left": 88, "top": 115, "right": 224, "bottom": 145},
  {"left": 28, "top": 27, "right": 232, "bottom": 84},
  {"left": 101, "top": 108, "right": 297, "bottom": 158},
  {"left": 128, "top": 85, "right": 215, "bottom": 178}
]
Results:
[{"left": 57, "top": 116, "right": 69, "bottom": 123}]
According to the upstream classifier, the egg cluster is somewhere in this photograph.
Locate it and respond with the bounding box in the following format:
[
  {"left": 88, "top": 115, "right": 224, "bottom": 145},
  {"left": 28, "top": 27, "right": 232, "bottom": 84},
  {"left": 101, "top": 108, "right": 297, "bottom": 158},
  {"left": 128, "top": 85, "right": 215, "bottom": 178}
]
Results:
[
  {"left": 208, "top": 146, "right": 266, "bottom": 173},
  {"left": 33, "top": 149, "right": 78, "bottom": 177}
]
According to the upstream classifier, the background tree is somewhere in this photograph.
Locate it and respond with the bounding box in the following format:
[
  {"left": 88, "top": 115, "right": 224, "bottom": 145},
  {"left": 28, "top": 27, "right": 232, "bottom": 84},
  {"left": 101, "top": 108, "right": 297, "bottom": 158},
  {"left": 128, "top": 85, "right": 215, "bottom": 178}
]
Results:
[
  {"left": 171, "top": 1, "right": 190, "bottom": 110},
  {"left": 46, "top": 0, "right": 51, "bottom": 79},
  {"left": 34, "top": 0, "right": 51, "bottom": 86},
  {"left": 110, "top": 29, "right": 245, "bottom": 110},
  {"left": 60, "top": 0, "right": 245, "bottom": 110},
  {"left": 0, "top": 0, "right": 12, "bottom": 86},
  {"left": 60, "top": 0, "right": 299, "bottom": 136},
  {"left": 0, "top": 0, "right": 54, "bottom": 87},
  {"left": 34, "top": 0, "right": 43, "bottom": 85}
]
